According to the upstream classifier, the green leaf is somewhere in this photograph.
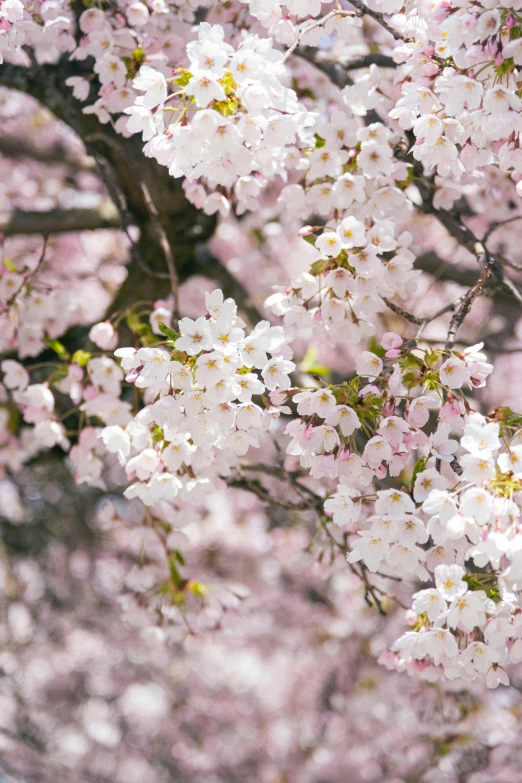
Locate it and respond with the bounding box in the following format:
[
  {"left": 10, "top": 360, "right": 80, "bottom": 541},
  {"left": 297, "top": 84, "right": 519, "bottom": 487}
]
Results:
[
  {"left": 173, "top": 68, "right": 192, "bottom": 87},
  {"left": 309, "top": 258, "right": 330, "bottom": 276},
  {"left": 303, "top": 235, "right": 318, "bottom": 247},
  {"left": 152, "top": 425, "right": 164, "bottom": 443},
  {"left": 157, "top": 321, "right": 179, "bottom": 341},
  {"left": 131, "top": 47, "right": 145, "bottom": 67},
  {"left": 2, "top": 258, "right": 17, "bottom": 273},
  {"left": 174, "top": 549, "right": 185, "bottom": 566},
  {"left": 314, "top": 133, "right": 326, "bottom": 148},
  {"left": 463, "top": 573, "right": 500, "bottom": 603},
  {"left": 411, "top": 456, "right": 427, "bottom": 489},
  {"left": 218, "top": 71, "right": 238, "bottom": 95},
  {"left": 424, "top": 349, "right": 440, "bottom": 369},
  {"left": 212, "top": 97, "right": 240, "bottom": 116},
  {"left": 402, "top": 351, "right": 425, "bottom": 368},
  {"left": 251, "top": 228, "right": 265, "bottom": 245},
  {"left": 71, "top": 350, "right": 91, "bottom": 367},
  {"left": 125, "top": 312, "right": 156, "bottom": 346},
  {"left": 299, "top": 345, "right": 330, "bottom": 377},
  {"left": 44, "top": 337, "right": 70, "bottom": 361},
  {"left": 188, "top": 581, "right": 207, "bottom": 599},
  {"left": 169, "top": 556, "right": 182, "bottom": 588},
  {"left": 495, "top": 57, "right": 514, "bottom": 76}
]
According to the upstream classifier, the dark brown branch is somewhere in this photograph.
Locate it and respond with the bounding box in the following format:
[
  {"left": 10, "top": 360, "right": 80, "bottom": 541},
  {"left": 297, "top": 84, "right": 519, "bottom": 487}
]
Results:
[
  {"left": 420, "top": 195, "right": 522, "bottom": 306},
  {"left": 348, "top": 0, "right": 413, "bottom": 42},
  {"left": 299, "top": 48, "right": 396, "bottom": 93},
  {"left": 382, "top": 293, "right": 467, "bottom": 327},
  {"left": 299, "top": 47, "right": 354, "bottom": 89},
  {"left": 482, "top": 215, "right": 522, "bottom": 245},
  {"left": 0, "top": 135, "right": 94, "bottom": 170},
  {"left": 415, "top": 251, "right": 478, "bottom": 287},
  {"left": 445, "top": 253, "right": 493, "bottom": 348},
  {"left": 0, "top": 201, "right": 120, "bottom": 236},
  {"left": 340, "top": 52, "right": 397, "bottom": 69},
  {"left": 393, "top": 137, "right": 522, "bottom": 305},
  {"left": 227, "top": 475, "right": 309, "bottom": 511}
]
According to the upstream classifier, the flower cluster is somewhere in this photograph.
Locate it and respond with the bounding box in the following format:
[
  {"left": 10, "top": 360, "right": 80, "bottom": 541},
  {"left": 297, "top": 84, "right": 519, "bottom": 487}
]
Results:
[
  {"left": 124, "top": 22, "right": 316, "bottom": 217},
  {"left": 381, "top": 411, "right": 522, "bottom": 688},
  {"left": 99, "top": 290, "right": 293, "bottom": 506},
  {"left": 339, "top": 406, "right": 522, "bottom": 689},
  {"left": 390, "top": 3, "right": 522, "bottom": 203},
  {"left": 267, "top": 218, "right": 418, "bottom": 344}
]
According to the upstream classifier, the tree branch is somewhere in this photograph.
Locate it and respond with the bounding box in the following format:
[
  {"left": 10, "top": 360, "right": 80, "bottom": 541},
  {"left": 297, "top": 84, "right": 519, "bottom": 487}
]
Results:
[
  {"left": 0, "top": 135, "right": 94, "bottom": 171},
  {"left": 420, "top": 193, "right": 522, "bottom": 306},
  {"left": 0, "top": 201, "right": 120, "bottom": 236},
  {"left": 348, "top": 0, "right": 413, "bottom": 43},
  {"left": 391, "top": 135, "right": 522, "bottom": 306},
  {"left": 383, "top": 292, "right": 468, "bottom": 328},
  {"left": 298, "top": 48, "right": 395, "bottom": 91},
  {"left": 445, "top": 256, "right": 493, "bottom": 348},
  {"left": 415, "top": 251, "right": 479, "bottom": 287},
  {"left": 282, "top": 10, "right": 357, "bottom": 64}
]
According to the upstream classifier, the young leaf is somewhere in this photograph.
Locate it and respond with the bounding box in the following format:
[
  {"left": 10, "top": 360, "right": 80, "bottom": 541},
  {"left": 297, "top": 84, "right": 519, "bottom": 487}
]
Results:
[
  {"left": 157, "top": 322, "right": 180, "bottom": 341},
  {"left": 44, "top": 337, "right": 70, "bottom": 361}
]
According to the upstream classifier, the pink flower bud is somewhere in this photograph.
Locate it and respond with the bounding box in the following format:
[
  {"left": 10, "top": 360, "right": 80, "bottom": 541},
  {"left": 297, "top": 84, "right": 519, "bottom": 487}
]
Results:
[
  {"left": 269, "top": 389, "right": 287, "bottom": 406},
  {"left": 339, "top": 446, "right": 351, "bottom": 462},
  {"left": 507, "top": 14, "right": 516, "bottom": 29},
  {"left": 298, "top": 225, "right": 319, "bottom": 236},
  {"left": 382, "top": 332, "right": 403, "bottom": 350},
  {"left": 304, "top": 422, "right": 315, "bottom": 441}
]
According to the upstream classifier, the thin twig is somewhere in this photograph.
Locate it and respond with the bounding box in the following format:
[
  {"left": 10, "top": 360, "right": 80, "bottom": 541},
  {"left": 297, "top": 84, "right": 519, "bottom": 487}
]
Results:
[
  {"left": 348, "top": 0, "right": 413, "bottom": 43},
  {"left": 383, "top": 293, "right": 468, "bottom": 331},
  {"left": 445, "top": 253, "right": 493, "bottom": 349},
  {"left": 227, "top": 475, "right": 309, "bottom": 511},
  {"left": 482, "top": 215, "right": 522, "bottom": 246},
  {"left": 282, "top": 9, "right": 356, "bottom": 63},
  {"left": 418, "top": 182, "right": 522, "bottom": 306}
]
